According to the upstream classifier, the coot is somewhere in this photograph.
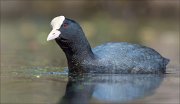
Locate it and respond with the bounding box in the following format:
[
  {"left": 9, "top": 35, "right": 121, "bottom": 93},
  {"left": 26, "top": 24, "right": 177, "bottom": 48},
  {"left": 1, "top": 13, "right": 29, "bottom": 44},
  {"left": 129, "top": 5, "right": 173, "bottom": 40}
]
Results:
[{"left": 47, "top": 16, "right": 169, "bottom": 74}]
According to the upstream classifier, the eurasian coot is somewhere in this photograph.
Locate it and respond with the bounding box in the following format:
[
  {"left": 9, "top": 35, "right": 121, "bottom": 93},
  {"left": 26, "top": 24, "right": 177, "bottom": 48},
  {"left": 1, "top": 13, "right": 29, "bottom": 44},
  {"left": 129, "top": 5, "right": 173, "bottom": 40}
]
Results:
[{"left": 47, "top": 16, "right": 169, "bottom": 74}]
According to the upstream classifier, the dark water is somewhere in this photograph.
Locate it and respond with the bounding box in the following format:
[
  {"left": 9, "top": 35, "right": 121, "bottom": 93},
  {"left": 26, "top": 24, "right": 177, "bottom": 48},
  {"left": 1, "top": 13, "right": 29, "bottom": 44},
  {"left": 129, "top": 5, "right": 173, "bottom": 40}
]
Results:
[
  {"left": 60, "top": 74, "right": 163, "bottom": 104},
  {"left": 1, "top": 66, "right": 179, "bottom": 104}
]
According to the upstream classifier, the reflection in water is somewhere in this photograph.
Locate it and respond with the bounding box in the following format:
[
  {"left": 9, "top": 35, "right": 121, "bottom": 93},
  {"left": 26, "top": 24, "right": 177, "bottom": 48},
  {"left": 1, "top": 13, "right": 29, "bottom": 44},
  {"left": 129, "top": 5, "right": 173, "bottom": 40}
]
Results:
[{"left": 59, "top": 74, "right": 164, "bottom": 104}]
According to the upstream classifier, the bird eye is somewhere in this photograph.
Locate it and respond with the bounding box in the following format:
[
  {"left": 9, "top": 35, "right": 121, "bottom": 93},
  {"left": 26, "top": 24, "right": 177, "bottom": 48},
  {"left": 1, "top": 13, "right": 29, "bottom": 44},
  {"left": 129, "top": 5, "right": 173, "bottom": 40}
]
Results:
[{"left": 63, "top": 23, "right": 68, "bottom": 28}]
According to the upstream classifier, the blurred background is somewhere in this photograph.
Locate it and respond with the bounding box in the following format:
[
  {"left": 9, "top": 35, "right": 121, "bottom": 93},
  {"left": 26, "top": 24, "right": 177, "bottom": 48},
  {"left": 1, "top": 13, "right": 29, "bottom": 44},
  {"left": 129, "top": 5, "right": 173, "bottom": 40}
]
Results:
[
  {"left": 1, "top": 1, "right": 179, "bottom": 104},
  {"left": 1, "top": 0, "right": 179, "bottom": 67}
]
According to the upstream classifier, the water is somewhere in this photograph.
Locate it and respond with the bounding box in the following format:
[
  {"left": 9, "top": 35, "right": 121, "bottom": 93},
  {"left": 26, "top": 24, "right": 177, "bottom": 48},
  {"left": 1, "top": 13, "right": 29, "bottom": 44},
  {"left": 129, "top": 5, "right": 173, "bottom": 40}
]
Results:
[{"left": 1, "top": 66, "right": 179, "bottom": 104}]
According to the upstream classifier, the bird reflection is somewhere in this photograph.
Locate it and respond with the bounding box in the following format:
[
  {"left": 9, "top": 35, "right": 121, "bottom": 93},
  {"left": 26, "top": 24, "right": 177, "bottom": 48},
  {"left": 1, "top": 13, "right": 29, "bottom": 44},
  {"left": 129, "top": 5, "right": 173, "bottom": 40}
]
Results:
[{"left": 59, "top": 74, "right": 164, "bottom": 104}]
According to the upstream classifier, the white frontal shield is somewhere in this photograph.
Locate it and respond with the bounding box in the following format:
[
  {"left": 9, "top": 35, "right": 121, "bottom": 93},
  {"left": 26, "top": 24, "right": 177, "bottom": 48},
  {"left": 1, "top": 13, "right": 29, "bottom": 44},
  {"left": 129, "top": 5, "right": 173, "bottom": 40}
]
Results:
[{"left": 47, "top": 16, "right": 65, "bottom": 41}]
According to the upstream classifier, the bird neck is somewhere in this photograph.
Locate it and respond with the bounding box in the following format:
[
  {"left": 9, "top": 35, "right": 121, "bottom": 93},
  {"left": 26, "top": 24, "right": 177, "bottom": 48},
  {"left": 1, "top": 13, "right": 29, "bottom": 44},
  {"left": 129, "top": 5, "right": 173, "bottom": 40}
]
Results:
[
  {"left": 55, "top": 34, "right": 95, "bottom": 73},
  {"left": 66, "top": 42, "right": 94, "bottom": 62}
]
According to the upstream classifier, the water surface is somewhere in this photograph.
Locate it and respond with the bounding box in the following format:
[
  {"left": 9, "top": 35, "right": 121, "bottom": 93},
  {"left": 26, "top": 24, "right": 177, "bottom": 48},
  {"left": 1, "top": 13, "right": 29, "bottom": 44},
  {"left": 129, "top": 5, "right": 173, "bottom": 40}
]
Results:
[{"left": 1, "top": 66, "right": 179, "bottom": 104}]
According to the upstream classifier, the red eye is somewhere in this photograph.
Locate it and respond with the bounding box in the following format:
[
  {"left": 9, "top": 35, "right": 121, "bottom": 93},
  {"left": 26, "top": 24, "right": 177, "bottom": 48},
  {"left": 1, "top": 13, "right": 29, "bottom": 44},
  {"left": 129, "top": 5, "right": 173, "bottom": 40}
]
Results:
[{"left": 63, "top": 23, "right": 68, "bottom": 28}]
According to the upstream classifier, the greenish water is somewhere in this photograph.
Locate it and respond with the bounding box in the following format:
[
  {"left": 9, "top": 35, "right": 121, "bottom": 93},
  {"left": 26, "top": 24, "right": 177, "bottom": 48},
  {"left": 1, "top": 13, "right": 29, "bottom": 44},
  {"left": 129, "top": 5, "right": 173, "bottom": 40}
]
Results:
[{"left": 1, "top": 66, "right": 179, "bottom": 104}]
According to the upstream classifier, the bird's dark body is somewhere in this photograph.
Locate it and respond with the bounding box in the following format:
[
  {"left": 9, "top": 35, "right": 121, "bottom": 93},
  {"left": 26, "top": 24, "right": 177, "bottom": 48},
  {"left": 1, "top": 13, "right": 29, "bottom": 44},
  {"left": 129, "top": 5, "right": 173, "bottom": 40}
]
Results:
[
  {"left": 49, "top": 16, "right": 169, "bottom": 74},
  {"left": 82, "top": 42, "right": 169, "bottom": 74}
]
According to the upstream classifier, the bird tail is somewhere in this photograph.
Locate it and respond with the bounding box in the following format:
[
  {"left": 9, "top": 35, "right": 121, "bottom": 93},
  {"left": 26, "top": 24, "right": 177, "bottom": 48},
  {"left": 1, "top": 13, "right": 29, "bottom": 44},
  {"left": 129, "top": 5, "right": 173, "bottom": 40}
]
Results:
[
  {"left": 164, "top": 58, "right": 170, "bottom": 67},
  {"left": 162, "top": 58, "right": 170, "bottom": 73}
]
